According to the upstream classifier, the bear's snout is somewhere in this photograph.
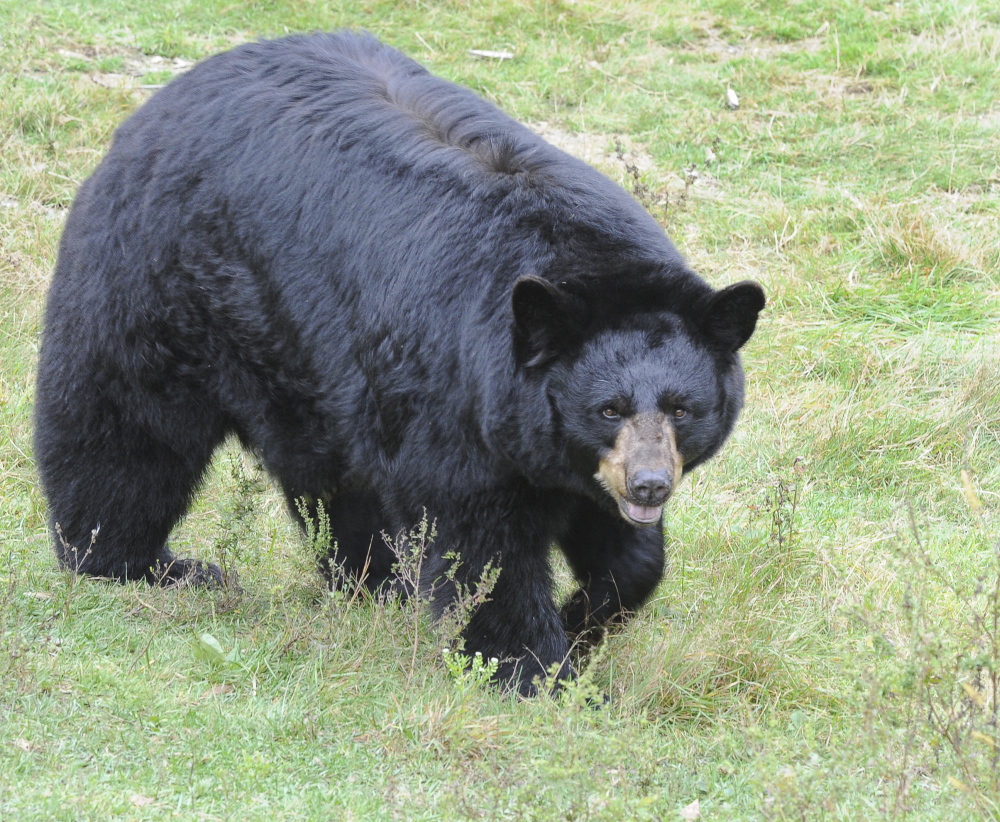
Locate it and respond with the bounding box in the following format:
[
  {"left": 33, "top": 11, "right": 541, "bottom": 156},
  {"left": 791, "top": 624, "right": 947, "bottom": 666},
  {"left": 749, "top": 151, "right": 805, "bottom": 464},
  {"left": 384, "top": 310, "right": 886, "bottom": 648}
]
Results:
[
  {"left": 627, "top": 468, "right": 672, "bottom": 506},
  {"left": 595, "top": 412, "right": 684, "bottom": 526}
]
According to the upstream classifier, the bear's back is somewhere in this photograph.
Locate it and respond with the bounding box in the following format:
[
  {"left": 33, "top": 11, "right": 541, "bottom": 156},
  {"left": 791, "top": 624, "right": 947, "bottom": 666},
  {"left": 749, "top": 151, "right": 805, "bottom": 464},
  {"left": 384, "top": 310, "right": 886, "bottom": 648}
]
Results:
[{"left": 50, "top": 31, "right": 706, "bottom": 407}]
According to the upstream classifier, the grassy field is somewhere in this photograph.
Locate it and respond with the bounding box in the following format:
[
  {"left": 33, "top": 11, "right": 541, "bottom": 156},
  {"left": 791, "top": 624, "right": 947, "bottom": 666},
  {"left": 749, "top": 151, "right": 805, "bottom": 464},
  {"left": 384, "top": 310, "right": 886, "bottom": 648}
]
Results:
[{"left": 2, "top": 0, "right": 999, "bottom": 818}]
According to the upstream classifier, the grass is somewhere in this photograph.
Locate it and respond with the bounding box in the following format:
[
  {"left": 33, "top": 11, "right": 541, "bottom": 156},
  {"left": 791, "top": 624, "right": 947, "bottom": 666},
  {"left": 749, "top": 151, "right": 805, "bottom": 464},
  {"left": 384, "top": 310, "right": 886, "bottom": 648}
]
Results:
[{"left": 2, "top": 0, "right": 999, "bottom": 818}]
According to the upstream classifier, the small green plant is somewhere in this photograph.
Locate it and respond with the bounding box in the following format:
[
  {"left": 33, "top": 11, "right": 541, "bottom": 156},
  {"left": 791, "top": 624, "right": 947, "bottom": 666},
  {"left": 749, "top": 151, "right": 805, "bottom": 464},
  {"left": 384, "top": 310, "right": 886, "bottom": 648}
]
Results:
[
  {"left": 214, "top": 455, "right": 267, "bottom": 589},
  {"left": 193, "top": 631, "right": 244, "bottom": 668},
  {"left": 550, "top": 641, "right": 610, "bottom": 711},
  {"left": 435, "top": 549, "right": 500, "bottom": 655},
  {"left": 441, "top": 647, "right": 500, "bottom": 694},
  {"left": 295, "top": 495, "right": 335, "bottom": 575},
  {"left": 377, "top": 515, "right": 502, "bottom": 683},
  {"left": 767, "top": 466, "right": 801, "bottom": 553},
  {"left": 382, "top": 511, "right": 436, "bottom": 597}
]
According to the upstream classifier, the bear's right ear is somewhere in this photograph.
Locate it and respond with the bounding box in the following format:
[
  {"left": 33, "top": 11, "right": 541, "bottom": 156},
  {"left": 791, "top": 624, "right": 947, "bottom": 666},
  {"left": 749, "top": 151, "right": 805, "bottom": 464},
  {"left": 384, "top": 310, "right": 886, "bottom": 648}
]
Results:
[{"left": 511, "top": 276, "right": 584, "bottom": 368}]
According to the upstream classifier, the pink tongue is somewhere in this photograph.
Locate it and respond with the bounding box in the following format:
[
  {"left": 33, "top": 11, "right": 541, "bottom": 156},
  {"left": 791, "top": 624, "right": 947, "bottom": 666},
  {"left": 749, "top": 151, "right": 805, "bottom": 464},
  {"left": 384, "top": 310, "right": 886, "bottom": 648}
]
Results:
[{"left": 627, "top": 503, "right": 662, "bottom": 523}]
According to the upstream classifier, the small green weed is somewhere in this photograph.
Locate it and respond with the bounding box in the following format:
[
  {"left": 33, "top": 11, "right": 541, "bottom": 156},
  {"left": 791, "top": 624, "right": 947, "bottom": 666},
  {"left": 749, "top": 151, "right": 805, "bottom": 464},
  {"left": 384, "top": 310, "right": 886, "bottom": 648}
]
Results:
[{"left": 442, "top": 647, "right": 501, "bottom": 693}]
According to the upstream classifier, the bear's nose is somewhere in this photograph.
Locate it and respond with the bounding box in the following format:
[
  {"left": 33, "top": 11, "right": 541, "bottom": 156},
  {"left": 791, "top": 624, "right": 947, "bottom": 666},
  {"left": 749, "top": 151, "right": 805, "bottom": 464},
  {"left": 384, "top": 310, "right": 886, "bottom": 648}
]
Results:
[{"left": 628, "top": 469, "right": 672, "bottom": 505}]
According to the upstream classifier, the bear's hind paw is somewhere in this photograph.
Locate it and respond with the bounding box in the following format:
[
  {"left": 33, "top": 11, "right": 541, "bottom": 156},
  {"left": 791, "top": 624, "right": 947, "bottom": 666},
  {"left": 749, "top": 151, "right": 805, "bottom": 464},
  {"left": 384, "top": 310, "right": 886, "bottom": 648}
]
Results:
[{"left": 151, "top": 558, "right": 224, "bottom": 588}]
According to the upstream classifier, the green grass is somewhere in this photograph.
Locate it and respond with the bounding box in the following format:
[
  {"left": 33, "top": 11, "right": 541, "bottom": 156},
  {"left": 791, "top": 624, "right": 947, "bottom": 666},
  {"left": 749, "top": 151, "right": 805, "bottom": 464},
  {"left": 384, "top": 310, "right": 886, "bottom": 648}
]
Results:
[{"left": 2, "top": 0, "right": 999, "bottom": 818}]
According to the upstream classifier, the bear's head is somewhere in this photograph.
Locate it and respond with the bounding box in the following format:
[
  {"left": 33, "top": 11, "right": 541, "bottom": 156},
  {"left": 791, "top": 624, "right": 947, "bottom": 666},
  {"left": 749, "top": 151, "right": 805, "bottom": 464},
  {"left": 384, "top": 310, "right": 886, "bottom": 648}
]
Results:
[{"left": 512, "top": 274, "right": 765, "bottom": 525}]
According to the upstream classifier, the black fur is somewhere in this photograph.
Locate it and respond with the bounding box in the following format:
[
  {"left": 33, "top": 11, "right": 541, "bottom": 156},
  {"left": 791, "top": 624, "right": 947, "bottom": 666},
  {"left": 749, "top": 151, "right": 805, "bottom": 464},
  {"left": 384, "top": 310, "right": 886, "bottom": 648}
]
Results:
[{"left": 35, "top": 32, "right": 764, "bottom": 694}]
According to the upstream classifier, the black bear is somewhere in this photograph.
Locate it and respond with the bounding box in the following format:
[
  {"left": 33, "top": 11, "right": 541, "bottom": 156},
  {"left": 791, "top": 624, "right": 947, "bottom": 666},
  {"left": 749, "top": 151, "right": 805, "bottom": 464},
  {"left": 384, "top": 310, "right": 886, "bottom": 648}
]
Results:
[{"left": 35, "top": 31, "right": 764, "bottom": 695}]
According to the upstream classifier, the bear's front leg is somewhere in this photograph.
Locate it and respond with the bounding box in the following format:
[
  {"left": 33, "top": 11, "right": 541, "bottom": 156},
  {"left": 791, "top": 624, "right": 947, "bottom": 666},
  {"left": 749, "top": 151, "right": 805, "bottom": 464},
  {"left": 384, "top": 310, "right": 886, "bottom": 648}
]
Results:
[
  {"left": 424, "top": 506, "right": 571, "bottom": 697},
  {"left": 559, "top": 502, "right": 666, "bottom": 646}
]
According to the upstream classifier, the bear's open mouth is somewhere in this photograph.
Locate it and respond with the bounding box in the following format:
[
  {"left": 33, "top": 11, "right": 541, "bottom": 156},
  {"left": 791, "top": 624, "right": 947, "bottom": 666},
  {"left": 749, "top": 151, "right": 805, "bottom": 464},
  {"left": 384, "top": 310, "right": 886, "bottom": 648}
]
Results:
[{"left": 617, "top": 497, "right": 664, "bottom": 525}]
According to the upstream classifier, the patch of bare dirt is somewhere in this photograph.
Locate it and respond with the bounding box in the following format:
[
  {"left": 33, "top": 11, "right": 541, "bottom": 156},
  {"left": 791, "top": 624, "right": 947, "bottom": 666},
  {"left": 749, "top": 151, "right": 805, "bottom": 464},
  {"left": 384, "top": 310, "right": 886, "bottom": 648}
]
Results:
[
  {"left": 527, "top": 123, "right": 654, "bottom": 175},
  {"left": 0, "top": 192, "right": 65, "bottom": 220},
  {"left": 56, "top": 47, "right": 193, "bottom": 92},
  {"left": 58, "top": 47, "right": 194, "bottom": 78},
  {"left": 978, "top": 108, "right": 1000, "bottom": 129},
  {"left": 692, "top": 27, "right": 827, "bottom": 62},
  {"left": 50, "top": 46, "right": 195, "bottom": 94},
  {"left": 528, "top": 123, "right": 724, "bottom": 207}
]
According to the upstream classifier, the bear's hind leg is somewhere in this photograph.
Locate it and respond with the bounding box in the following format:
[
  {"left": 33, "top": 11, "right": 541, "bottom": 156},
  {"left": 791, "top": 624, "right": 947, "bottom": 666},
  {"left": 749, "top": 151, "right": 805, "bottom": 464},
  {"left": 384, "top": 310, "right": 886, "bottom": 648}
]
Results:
[
  {"left": 289, "top": 490, "right": 399, "bottom": 595},
  {"left": 36, "top": 396, "right": 227, "bottom": 585}
]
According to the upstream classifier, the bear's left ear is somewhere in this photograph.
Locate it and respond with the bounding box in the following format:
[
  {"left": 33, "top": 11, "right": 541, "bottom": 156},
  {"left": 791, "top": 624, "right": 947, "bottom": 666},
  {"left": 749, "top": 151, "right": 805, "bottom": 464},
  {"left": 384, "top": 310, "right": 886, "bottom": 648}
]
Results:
[
  {"left": 701, "top": 281, "right": 766, "bottom": 352},
  {"left": 511, "top": 276, "right": 586, "bottom": 367}
]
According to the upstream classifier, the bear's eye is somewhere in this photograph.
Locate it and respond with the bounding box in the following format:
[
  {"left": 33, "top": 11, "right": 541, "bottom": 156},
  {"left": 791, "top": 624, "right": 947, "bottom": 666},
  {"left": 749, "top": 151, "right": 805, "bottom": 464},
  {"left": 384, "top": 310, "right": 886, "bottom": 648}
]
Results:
[
  {"left": 600, "top": 406, "right": 620, "bottom": 421},
  {"left": 673, "top": 407, "right": 687, "bottom": 419}
]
